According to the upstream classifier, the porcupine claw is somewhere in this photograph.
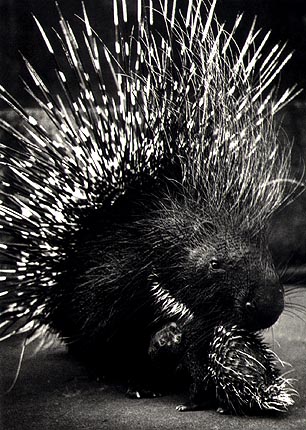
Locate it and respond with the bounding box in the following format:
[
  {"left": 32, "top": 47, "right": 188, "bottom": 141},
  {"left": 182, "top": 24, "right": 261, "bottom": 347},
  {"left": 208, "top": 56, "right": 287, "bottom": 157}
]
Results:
[{"left": 176, "top": 401, "right": 212, "bottom": 412}]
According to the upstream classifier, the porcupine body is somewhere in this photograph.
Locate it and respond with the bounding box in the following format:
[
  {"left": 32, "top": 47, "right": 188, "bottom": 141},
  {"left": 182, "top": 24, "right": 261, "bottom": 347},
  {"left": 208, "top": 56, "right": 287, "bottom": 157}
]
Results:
[{"left": 0, "top": 0, "right": 300, "bottom": 396}]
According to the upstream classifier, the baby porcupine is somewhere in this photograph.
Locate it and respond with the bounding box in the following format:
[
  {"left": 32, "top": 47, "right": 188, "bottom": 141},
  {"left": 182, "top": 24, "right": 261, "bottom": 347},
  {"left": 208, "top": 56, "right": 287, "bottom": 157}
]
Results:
[
  {"left": 206, "top": 325, "right": 297, "bottom": 414},
  {"left": 169, "top": 323, "right": 297, "bottom": 414},
  {"left": 0, "top": 0, "right": 300, "bottom": 406}
]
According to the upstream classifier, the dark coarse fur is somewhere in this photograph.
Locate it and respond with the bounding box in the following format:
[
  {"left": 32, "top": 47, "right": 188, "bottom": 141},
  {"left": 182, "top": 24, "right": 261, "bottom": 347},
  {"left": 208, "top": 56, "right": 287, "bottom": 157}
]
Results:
[
  {"left": 48, "top": 185, "right": 283, "bottom": 382},
  {"left": 0, "top": 0, "right": 301, "bottom": 396}
]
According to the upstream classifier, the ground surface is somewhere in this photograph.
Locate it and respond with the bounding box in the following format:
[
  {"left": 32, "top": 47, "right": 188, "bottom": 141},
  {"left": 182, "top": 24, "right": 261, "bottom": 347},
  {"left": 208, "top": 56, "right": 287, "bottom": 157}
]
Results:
[{"left": 0, "top": 287, "right": 306, "bottom": 430}]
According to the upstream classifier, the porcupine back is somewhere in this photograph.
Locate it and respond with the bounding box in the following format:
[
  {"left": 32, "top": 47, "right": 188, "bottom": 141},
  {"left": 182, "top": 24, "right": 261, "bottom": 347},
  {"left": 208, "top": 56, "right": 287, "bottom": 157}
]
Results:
[{"left": 0, "top": 0, "right": 300, "bottom": 375}]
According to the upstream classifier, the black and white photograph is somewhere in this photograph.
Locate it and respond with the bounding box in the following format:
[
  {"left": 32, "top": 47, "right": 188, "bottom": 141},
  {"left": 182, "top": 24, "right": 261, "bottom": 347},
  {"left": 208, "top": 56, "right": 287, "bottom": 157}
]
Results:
[{"left": 0, "top": 0, "right": 306, "bottom": 429}]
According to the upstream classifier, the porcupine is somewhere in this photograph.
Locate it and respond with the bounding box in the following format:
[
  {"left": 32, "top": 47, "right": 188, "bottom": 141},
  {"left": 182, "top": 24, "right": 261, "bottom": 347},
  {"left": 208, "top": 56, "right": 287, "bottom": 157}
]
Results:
[
  {"left": 169, "top": 323, "right": 297, "bottom": 413},
  {"left": 0, "top": 0, "right": 300, "bottom": 404}
]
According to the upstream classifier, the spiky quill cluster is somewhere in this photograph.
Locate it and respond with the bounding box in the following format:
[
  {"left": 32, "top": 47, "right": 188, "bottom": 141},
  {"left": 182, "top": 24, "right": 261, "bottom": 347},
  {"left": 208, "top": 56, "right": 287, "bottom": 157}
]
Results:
[
  {"left": 0, "top": 0, "right": 300, "bottom": 410},
  {"left": 205, "top": 325, "right": 297, "bottom": 413}
]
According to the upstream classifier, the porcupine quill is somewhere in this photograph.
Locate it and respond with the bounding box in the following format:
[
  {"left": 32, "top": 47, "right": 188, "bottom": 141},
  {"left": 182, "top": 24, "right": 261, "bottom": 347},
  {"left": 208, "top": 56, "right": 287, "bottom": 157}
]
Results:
[
  {"left": 207, "top": 325, "right": 297, "bottom": 414},
  {"left": 174, "top": 324, "right": 297, "bottom": 414},
  {"left": 0, "top": 0, "right": 302, "bottom": 413}
]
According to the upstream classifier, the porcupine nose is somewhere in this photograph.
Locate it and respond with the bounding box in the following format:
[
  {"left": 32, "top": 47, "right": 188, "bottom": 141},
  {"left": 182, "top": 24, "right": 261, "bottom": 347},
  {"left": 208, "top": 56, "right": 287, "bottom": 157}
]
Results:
[{"left": 244, "top": 282, "right": 284, "bottom": 330}]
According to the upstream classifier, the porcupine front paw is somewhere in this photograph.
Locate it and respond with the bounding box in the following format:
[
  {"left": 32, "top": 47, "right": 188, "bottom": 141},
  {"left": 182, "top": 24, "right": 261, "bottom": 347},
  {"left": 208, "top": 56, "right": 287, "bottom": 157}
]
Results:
[{"left": 148, "top": 322, "right": 182, "bottom": 360}]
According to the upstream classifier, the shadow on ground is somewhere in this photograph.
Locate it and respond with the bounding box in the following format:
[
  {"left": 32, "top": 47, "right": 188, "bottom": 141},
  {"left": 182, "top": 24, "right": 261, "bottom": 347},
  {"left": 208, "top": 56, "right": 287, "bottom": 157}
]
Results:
[{"left": 0, "top": 287, "right": 305, "bottom": 430}]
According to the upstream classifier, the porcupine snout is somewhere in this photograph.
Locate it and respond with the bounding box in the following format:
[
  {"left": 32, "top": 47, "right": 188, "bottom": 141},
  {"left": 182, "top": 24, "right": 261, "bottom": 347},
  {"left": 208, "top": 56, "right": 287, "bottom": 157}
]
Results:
[{"left": 243, "top": 275, "right": 284, "bottom": 331}]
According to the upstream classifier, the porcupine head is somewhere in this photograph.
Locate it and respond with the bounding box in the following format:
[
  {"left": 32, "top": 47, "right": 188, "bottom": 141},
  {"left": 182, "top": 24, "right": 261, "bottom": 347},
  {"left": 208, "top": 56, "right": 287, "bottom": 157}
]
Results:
[{"left": 0, "top": 0, "right": 299, "bottom": 385}]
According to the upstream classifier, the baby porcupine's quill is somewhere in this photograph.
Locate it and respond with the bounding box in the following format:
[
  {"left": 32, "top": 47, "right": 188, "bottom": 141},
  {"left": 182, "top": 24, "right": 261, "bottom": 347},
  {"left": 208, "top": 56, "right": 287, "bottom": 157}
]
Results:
[{"left": 207, "top": 325, "right": 297, "bottom": 413}]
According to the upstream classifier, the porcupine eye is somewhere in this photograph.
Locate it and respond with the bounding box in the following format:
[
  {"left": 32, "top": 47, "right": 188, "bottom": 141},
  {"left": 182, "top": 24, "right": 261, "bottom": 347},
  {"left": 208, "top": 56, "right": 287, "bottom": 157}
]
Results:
[{"left": 210, "top": 259, "right": 220, "bottom": 270}]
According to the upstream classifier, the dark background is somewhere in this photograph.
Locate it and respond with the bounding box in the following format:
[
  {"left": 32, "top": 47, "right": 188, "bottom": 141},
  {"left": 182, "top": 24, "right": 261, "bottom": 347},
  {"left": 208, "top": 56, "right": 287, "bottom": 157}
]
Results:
[
  {"left": 1, "top": 0, "right": 306, "bottom": 272},
  {"left": 1, "top": 0, "right": 306, "bottom": 102},
  {"left": 1, "top": 0, "right": 306, "bottom": 99}
]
